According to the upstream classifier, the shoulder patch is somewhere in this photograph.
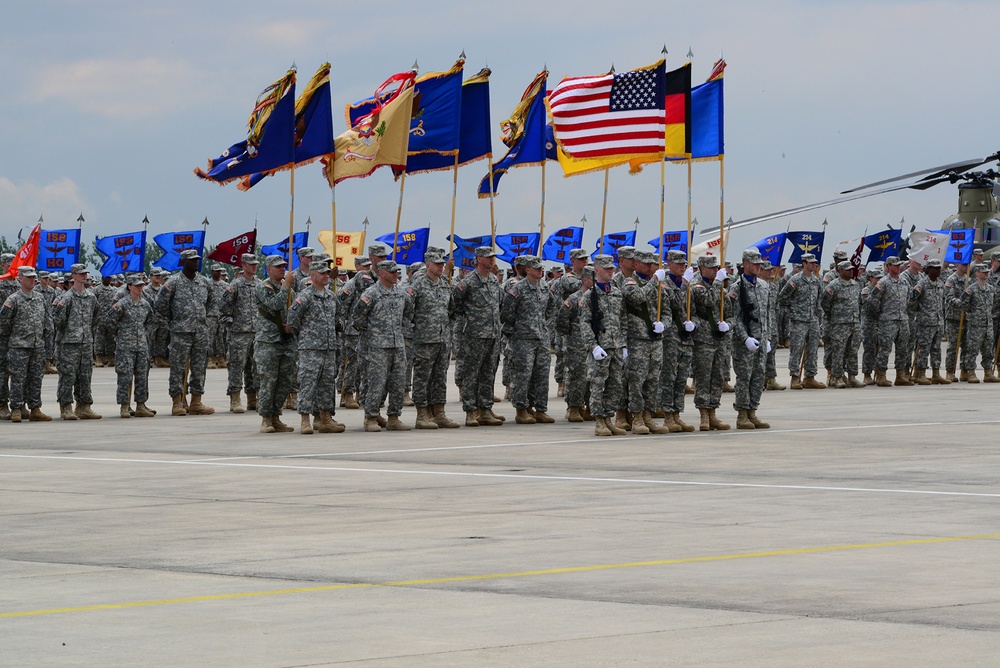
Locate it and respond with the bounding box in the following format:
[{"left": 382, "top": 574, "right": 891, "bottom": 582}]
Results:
[
  {"left": 625, "top": 279, "right": 637, "bottom": 285},
  {"left": 360, "top": 294, "right": 371, "bottom": 304},
  {"left": 507, "top": 289, "right": 517, "bottom": 296},
  {"left": 456, "top": 282, "right": 466, "bottom": 291},
  {"left": 563, "top": 298, "right": 572, "bottom": 307},
  {"left": 406, "top": 287, "right": 416, "bottom": 297}
]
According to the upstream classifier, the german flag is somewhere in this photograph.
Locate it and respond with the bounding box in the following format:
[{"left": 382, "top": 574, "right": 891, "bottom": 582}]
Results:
[{"left": 663, "top": 62, "right": 692, "bottom": 158}]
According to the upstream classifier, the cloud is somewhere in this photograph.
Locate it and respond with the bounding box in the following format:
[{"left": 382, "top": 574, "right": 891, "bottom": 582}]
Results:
[
  {"left": 29, "top": 57, "right": 208, "bottom": 120},
  {"left": 0, "top": 176, "right": 89, "bottom": 231}
]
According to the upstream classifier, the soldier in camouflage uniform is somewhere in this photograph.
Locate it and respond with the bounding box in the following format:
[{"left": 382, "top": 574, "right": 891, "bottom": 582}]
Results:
[
  {"left": 959, "top": 262, "right": 999, "bottom": 383},
  {"left": 501, "top": 255, "right": 556, "bottom": 425},
  {"left": 759, "top": 261, "right": 785, "bottom": 391},
  {"left": 207, "top": 263, "right": 229, "bottom": 369},
  {"left": 154, "top": 248, "right": 216, "bottom": 416},
  {"left": 729, "top": 249, "right": 772, "bottom": 429},
  {"left": 0, "top": 255, "right": 20, "bottom": 420},
  {"left": 943, "top": 262, "right": 970, "bottom": 382},
  {"left": 779, "top": 252, "right": 825, "bottom": 389},
  {"left": 820, "top": 249, "right": 848, "bottom": 379},
  {"left": 822, "top": 260, "right": 864, "bottom": 388},
  {"left": 144, "top": 268, "right": 171, "bottom": 367},
  {"left": 656, "top": 251, "right": 697, "bottom": 432},
  {"left": 776, "top": 263, "right": 797, "bottom": 348},
  {"left": 254, "top": 255, "right": 297, "bottom": 433},
  {"left": 906, "top": 258, "right": 949, "bottom": 385},
  {"left": 611, "top": 247, "right": 637, "bottom": 427},
  {"left": 499, "top": 255, "right": 528, "bottom": 400},
  {"left": 868, "top": 256, "right": 911, "bottom": 386},
  {"left": 36, "top": 271, "right": 59, "bottom": 374},
  {"left": 0, "top": 266, "right": 52, "bottom": 422},
  {"left": 549, "top": 248, "right": 588, "bottom": 406},
  {"left": 51, "top": 263, "right": 102, "bottom": 420},
  {"left": 221, "top": 254, "right": 260, "bottom": 413},
  {"left": 690, "top": 255, "right": 732, "bottom": 431},
  {"left": 899, "top": 259, "right": 924, "bottom": 375},
  {"left": 91, "top": 275, "right": 117, "bottom": 367},
  {"left": 109, "top": 274, "right": 156, "bottom": 417},
  {"left": 353, "top": 259, "right": 414, "bottom": 432},
  {"left": 407, "top": 249, "right": 459, "bottom": 430},
  {"left": 859, "top": 265, "right": 882, "bottom": 384},
  {"left": 339, "top": 248, "right": 385, "bottom": 410},
  {"left": 620, "top": 250, "right": 669, "bottom": 434},
  {"left": 287, "top": 260, "right": 345, "bottom": 434},
  {"left": 555, "top": 265, "right": 594, "bottom": 422},
  {"left": 578, "top": 255, "right": 628, "bottom": 437},
  {"left": 452, "top": 247, "right": 505, "bottom": 427}
]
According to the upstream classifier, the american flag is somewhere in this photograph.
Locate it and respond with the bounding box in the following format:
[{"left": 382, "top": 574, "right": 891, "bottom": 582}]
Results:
[{"left": 549, "top": 60, "right": 666, "bottom": 160}]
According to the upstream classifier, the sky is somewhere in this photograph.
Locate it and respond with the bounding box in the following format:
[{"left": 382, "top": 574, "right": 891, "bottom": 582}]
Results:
[{"left": 2, "top": 0, "right": 999, "bottom": 267}]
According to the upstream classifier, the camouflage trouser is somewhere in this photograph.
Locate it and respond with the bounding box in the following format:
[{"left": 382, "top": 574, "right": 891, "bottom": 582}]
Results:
[
  {"left": 732, "top": 344, "right": 766, "bottom": 411},
  {"left": 552, "top": 331, "right": 565, "bottom": 384},
  {"left": 721, "top": 334, "right": 733, "bottom": 383},
  {"left": 876, "top": 320, "right": 909, "bottom": 372},
  {"left": 452, "top": 321, "right": 465, "bottom": 381},
  {"left": 206, "top": 316, "right": 222, "bottom": 357},
  {"left": 913, "top": 322, "right": 942, "bottom": 371},
  {"left": 945, "top": 319, "right": 964, "bottom": 373},
  {"left": 148, "top": 320, "right": 169, "bottom": 359},
  {"left": 962, "top": 321, "right": 995, "bottom": 372},
  {"left": 766, "top": 342, "right": 778, "bottom": 379},
  {"left": 587, "top": 347, "right": 624, "bottom": 418},
  {"left": 693, "top": 339, "right": 726, "bottom": 410},
  {"left": 660, "top": 337, "right": 693, "bottom": 414},
  {"left": 254, "top": 340, "right": 295, "bottom": 417},
  {"left": 365, "top": 346, "right": 405, "bottom": 418},
  {"left": 226, "top": 331, "right": 258, "bottom": 395},
  {"left": 412, "top": 342, "right": 450, "bottom": 407},
  {"left": 788, "top": 319, "right": 820, "bottom": 377},
  {"left": 8, "top": 346, "right": 44, "bottom": 410},
  {"left": 563, "top": 338, "right": 589, "bottom": 408},
  {"left": 459, "top": 337, "right": 499, "bottom": 412},
  {"left": 625, "top": 338, "right": 661, "bottom": 414},
  {"left": 0, "top": 336, "right": 9, "bottom": 403},
  {"left": 404, "top": 337, "right": 414, "bottom": 393},
  {"left": 827, "top": 322, "right": 861, "bottom": 378},
  {"left": 500, "top": 334, "right": 512, "bottom": 388},
  {"left": 861, "top": 320, "right": 878, "bottom": 375},
  {"left": 116, "top": 347, "right": 150, "bottom": 404},
  {"left": 297, "top": 348, "right": 338, "bottom": 415},
  {"left": 510, "top": 338, "right": 550, "bottom": 412},
  {"left": 341, "top": 334, "right": 361, "bottom": 393},
  {"left": 93, "top": 324, "right": 115, "bottom": 357},
  {"left": 168, "top": 330, "right": 209, "bottom": 397},
  {"left": 57, "top": 342, "right": 95, "bottom": 405}
]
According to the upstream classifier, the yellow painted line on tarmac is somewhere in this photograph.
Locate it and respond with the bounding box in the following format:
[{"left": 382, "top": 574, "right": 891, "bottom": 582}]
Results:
[{"left": 3, "top": 532, "right": 999, "bottom": 620}]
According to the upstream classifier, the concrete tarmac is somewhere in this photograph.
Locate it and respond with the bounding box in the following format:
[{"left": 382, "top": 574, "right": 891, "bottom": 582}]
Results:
[{"left": 2, "top": 352, "right": 1000, "bottom": 666}]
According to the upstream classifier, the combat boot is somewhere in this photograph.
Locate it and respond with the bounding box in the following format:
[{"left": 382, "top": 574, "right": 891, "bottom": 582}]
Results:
[
  {"left": 631, "top": 412, "right": 650, "bottom": 435},
  {"left": 0, "top": 402, "right": 9, "bottom": 420},
  {"left": 300, "top": 413, "right": 313, "bottom": 434},
  {"left": 120, "top": 404, "right": 132, "bottom": 419},
  {"left": 594, "top": 416, "right": 612, "bottom": 437},
  {"left": 94, "top": 356, "right": 104, "bottom": 368},
  {"left": 432, "top": 404, "right": 460, "bottom": 429},
  {"left": 364, "top": 416, "right": 382, "bottom": 432},
  {"left": 565, "top": 406, "right": 584, "bottom": 423},
  {"left": 765, "top": 377, "right": 786, "bottom": 391},
  {"left": 533, "top": 410, "right": 555, "bottom": 424},
  {"left": 606, "top": 417, "right": 627, "bottom": 436},
  {"left": 708, "top": 409, "right": 730, "bottom": 431},
  {"left": 230, "top": 392, "right": 245, "bottom": 413},
  {"left": 478, "top": 409, "right": 504, "bottom": 426},
  {"left": 134, "top": 402, "right": 156, "bottom": 417},
  {"left": 104, "top": 355, "right": 115, "bottom": 368},
  {"left": 967, "top": 370, "right": 980, "bottom": 384},
  {"left": 29, "top": 407, "right": 52, "bottom": 422},
  {"left": 260, "top": 416, "right": 275, "bottom": 433},
  {"left": 848, "top": 376, "right": 867, "bottom": 388},
  {"left": 503, "top": 385, "right": 510, "bottom": 401},
  {"left": 271, "top": 415, "right": 294, "bottom": 432},
  {"left": 580, "top": 406, "right": 594, "bottom": 421},
  {"left": 685, "top": 383, "right": 695, "bottom": 395},
  {"left": 863, "top": 372, "right": 875, "bottom": 386},
  {"left": 834, "top": 376, "right": 848, "bottom": 389},
  {"left": 803, "top": 376, "right": 826, "bottom": 389},
  {"left": 661, "top": 412, "right": 683, "bottom": 433},
  {"left": 10, "top": 407, "right": 22, "bottom": 423},
  {"left": 614, "top": 409, "right": 632, "bottom": 432},
  {"left": 246, "top": 391, "right": 258, "bottom": 411},
  {"left": 748, "top": 410, "right": 770, "bottom": 429},
  {"left": 698, "top": 407, "right": 711, "bottom": 431},
  {"left": 931, "top": 369, "right": 951, "bottom": 385},
  {"left": 673, "top": 412, "right": 696, "bottom": 432},
  {"left": 722, "top": 381, "right": 735, "bottom": 393},
  {"left": 736, "top": 410, "right": 755, "bottom": 429},
  {"left": 317, "top": 411, "right": 345, "bottom": 434},
  {"left": 187, "top": 395, "right": 215, "bottom": 415},
  {"left": 374, "top": 414, "right": 387, "bottom": 427},
  {"left": 515, "top": 407, "right": 536, "bottom": 424},
  {"left": 790, "top": 375, "right": 803, "bottom": 390},
  {"left": 465, "top": 409, "right": 480, "bottom": 427},
  {"left": 45, "top": 359, "right": 58, "bottom": 374},
  {"left": 216, "top": 356, "right": 227, "bottom": 369},
  {"left": 875, "top": 370, "right": 892, "bottom": 387},
  {"left": 415, "top": 406, "right": 439, "bottom": 429},
  {"left": 283, "top": 393, "right": 298, "bottom": 410},
  {"left": 642, "top": 410, "right": 670, "bottom": 434},
  {"left": 894, "top": 369, "right": 914, "bottom": 386},
  {"left": 75, "top": 403, "right": 102, "bottom": 420},
  {"left": 343, "top": 392, "right": 359, "bottom": 410},
  {"left": 206, "top": 356, "right": 217, "bottom": 369},
  {"left": 171, "top": 395, "right": 187, "bottom": 416},
  {"left": 913, "top": 369, "right": 932, "bottom": 386},
  {"left": 386, "top": 415, "right": 411, "bottom": 431},
  {"left": 60, "top": 403, "right": 77, "bottom": 420},
  {"left": 984, "top": 369, "right": 1000, "bottom": 383},
  {"left": 557, "top": 382, "right": 565, "bottom": 398},
  {"left": 403, "top": 390, "right": 414, "bottom": 407},
  {"left": 959, "top": 370, "right": 968, "bottom": 382}
]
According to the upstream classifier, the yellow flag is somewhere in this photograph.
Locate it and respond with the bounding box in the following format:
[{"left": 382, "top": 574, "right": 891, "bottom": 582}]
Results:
[
  {"left": 318, "top": 230, "right": 366, "bottom": 269},
  {"left": 556, "top": 147, "right": 630, "bottom": 177}
]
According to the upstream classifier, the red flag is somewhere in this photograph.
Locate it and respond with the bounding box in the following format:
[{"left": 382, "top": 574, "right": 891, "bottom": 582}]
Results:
[
  {"left": 849, "top": 231, "right": 867, "bottom": 278},
  {"left": 207, "top": 229, "right": 257, "bottom": 267},
  {"left": 1, "top": 222, "right": 42, "bottom": 279}
]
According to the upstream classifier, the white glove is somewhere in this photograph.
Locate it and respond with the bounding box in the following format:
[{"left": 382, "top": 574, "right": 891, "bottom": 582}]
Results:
[
  {"left": 717, "top": 267, "right": 728, "bottom": 281},
  {"left": 622, "top": 348, "right": 629, "bottom": 360},
  {"left": 766, "top": 340, "right": 772, "bottom": 353},
  {"left": 652, "top": 321, "right": 665, "bottom": 334},
  {"left": 717, "top": 321, "right": 731, "bottom": 333},
  {"left": 683, "top": 320, "right": 696, "bottom": 332},
  {"left": 654, "top": 268, "right": 666, "bottom": 282},
  {"left": 592, "top": 345, "right": 608, "bottom": 360},
  {"left": 745, "top": 337, "right": 760, "bottom": 351},
  {"left": 683, "top": 267, "right": 695, "bottom": 282}
]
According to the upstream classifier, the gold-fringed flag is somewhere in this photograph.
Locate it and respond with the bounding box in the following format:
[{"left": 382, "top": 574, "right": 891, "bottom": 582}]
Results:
[{"left": 318, "top": 230, "right": 366, "bottom": 268}]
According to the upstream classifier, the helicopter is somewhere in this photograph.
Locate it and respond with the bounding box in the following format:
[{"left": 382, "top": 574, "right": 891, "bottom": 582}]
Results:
[{"left": 706, "top": 150, "right": 1000, "bottom": 255}]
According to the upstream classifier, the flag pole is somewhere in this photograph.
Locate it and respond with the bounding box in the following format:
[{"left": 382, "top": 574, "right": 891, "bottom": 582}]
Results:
[
  {"left": 599, "top": 167, "right": 610, "bottom": 242},
  {"left": 449, "top": 152, "right": 460, "bottom": 262},
  {"left": 394, "top": 173, "right": 406, "bottom": 261},
  {"left": 656, "top": 126, "right": 667, "bottom": 320},
  {"left": 539, "top": 161, "right": 547, "bottom": 249},
  {"left": 487, "top": 156, "right": 497, "bottom": 249},
  {"left": 287, "top": 165, "right": 295, "bottom": 307},
  {"left": 718, "top": 153, "right": 725, "bottom": 321}
]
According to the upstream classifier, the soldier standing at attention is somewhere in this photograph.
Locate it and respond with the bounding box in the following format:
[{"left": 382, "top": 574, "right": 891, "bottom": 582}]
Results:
[
  {"left": 339, "top": 246, "right": 387, "bottom": 410},
  {"left": 822, "top": 260, "right": 865, "bottom": 388},
  {"left": 287, "top": 260, "right": 345, "bottom": 434},
  {"left": 221, "top": 254, "right": 260, "bottom": 413},
  {"left": 690, "top": 255, "right": 732, "bottom": 431},
  {"left": 91, "top": 273, "right": 117, "bottom": 368},
  {"left": 0, "top": 266, "right": 52, "bottom": 422},
  {"left": 254, "top": 255, "right": 296, "bottom": 433},
  {"left": 207, "top": 263, "right": 229, "bottom": 369},
  {"left": 353, "top": 259, "right": 414, "bottom": 432},
  {"left": 556, "top": 264, "right": 595, "bottom": 423},
  {"left": 549, "top": 249, "right": 589, "bottom": 407},
  {"left": 36, "top": 271, "right": 59, "bottom": 375},
  {"left": 659, "top": 250, "right": 697, "bottom": 433},
  {"left": 154, "top": 248, "right": 216, "bottom": 416},
  {"left": 779, "top": 252, "right": 825, "bottom": 390},
  {"left": 144, "top": 268, "right": 171, "bottom": 367},
  {"left": 51, "top": 263, "right": 102, "bottom": 420},
  {"left": 578, "top": 255, "right": 628, "bottom": 437},
  {"left": 109, "top": 274, "right": 156, "bottom": 417},
  {"left": 759, "top": 261, "right": 786, "bottom": 391},
  {"left": 729, "top": 249, "right": 772, "bottom": 429},
  {"left": 869, "top": 256, "right": 912, "bottom": 387},
  {"left": 943, "top": 261, "right": 970, "bottom": 382},
  {"left": 906, "top": 258, "right": 949, "bottom": 385},
  {"left": 959, "top": 262, "right": 999, "bottom": 383},
  {"left": 452, "top": 247, "right": 504, "bottom": 427},
  {"left": 621, "top": 250, "right": 669, "bottom": 435}
]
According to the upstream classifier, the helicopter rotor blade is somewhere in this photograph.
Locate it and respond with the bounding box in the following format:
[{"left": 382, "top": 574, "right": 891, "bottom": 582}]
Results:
[{"left": 840, "top": 157, "right": 989, "bottom": 194}]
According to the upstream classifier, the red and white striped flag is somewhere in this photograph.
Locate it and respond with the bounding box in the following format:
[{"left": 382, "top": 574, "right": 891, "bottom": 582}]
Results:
[{"left": 548, "top": 59, "right": 666, "bottom": 161}]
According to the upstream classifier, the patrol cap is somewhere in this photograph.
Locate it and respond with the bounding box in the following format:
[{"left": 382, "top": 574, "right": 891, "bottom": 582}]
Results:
[
  {"left": 972, "top": 247, "right": 984, "bottom": 256},
  {"left": 176, "top": 248, "right": 198, "bottom": 261},
  {"left": 354, "top": 255, "right": 367, "bottom": 266},
  {"left": 18, "top": 266, "right": 37, "bottom": 278},
  {"left": 524, "top": 255, "right": 543, "bottom": 269},
  {"left": 836, "top": 260, "right": 853, "bottom": 272},
  {"left": 127, "top": 274, "right": 148, "bottom": 286},
  {"left": 424, "top": 250, "right": 446, "bottom": 264},
  {"left": 974, "top": 262, "right": 989, "bottom": 273},
  {"left": 569, "top": 248, "right": 590, "bottom": 260},
  {"left": 368, "top": 244, "right": 390, "bottom": 257},
  {"left": 474, "top": 246, "right": 498, "bottom": 258},
  {"left": 264, "top": 254, "right": 287, "bottom": 267},
  {"left": 313, "top": 252, "right": 331, "bottom": 264},
  {"left": 760, "top": 260, "right": 774, "bottom": 271},
  {"left": 667, "top": 250, "right": 688, "bottom": 264},
  {"left": 37, "top": 270, "right": 49, "bottom": 279},
  {"left": 210, "top": 262, "right": 224, "bottom": 271},
  {"left": 592, "top": 254, "right": 615, "bottom": 269},
  {"left": 833, "top": 249, "right": 849, "bottom": 260},
  {"left": 581, "top": 265, "right": 596, "bottom": 279},
  {"left": 70, "top": 263, "right": 88, "bottom": 274},
  {"left": 309, "top": 260, "right": 331, "bottom": 273},
  {"left": 377, "top": 260, "right": 398, "bottom": 273},
  {"left": 296, "top": 247, "right": 315, "bottom": 258},
  {"left": 884, "top": 256, "right": 903, "bottom": 266},
  {"left": 991, "top": 251, "right": 1000, "bottom": 261},
  {"left": 616, "top": 246, "right": 636, "bottom": 260},
  {"left": 241, "top": 253, "right": 258, "bottom": 264},
  {"left": 425, "top": 245, "right": 446, "bottom": 257},
  {"left": 924, "top": 258, "right": 943, "bottom": 269},
  {"left": 697, "top": 255, "right": 719, "bottom": 268},
  {"left": 635, "top": 250, "right": 658, "bottom": 264},
  {"left": 800, "top": 253, "right": 818, "bottom": 264},
  {"left": 550, "top": 264, "right": 565, "bottom": 274},
  {"left": 407, "top": 262, "right": 425, "bottom": 274},
  {"left": 1, "top": 253, "right": 14, "bottom": 263},
  {"left": 742, "top": 248, "right": 763, "bottom": 264},
  {"left": 512, "top": 255, "right": 530, "bottom": 266}
]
